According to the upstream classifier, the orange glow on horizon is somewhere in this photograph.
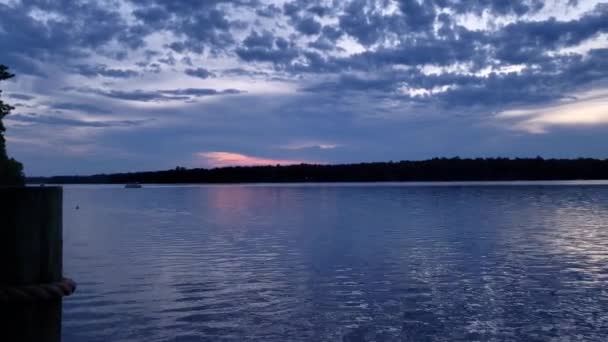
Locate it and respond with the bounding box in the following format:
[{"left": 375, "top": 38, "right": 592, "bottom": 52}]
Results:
[{"left": 197, "top": 151, "right": 311, "bottom": 168}]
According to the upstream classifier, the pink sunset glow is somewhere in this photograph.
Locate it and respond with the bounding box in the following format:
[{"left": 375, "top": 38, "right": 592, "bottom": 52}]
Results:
[{"left": 197, "top": 152, "right": 311, "bottom": 168}]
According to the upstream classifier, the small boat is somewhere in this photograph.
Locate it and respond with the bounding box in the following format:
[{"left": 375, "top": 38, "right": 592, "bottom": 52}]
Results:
[{"left": 125, "top": 182, "right": 142, "bottom": 189}]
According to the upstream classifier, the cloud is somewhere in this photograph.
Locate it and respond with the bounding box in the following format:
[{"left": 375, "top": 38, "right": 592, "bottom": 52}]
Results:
[
  {"left": 236, "top": 31, "right": 300, "bottom": 66},
  {"left": 0, "top": 1, "right": 132, "bottom": 75},
  {"left": 220, "top": 68, "right": 269, "bottom": 78},
  {"left": 72, "top": 88, "right": 187, "bottom": 102},
  {"left": 493, "top": 6, "right": 608, "bottom": 64},
  {"left": 68, "top": 64, "right": 139, "bottom": 78},
  {"left": 50, "top": 102, "right": 112, "bottom": 114},
  {"left": 398, "top": 0, "right": 436, "bottom": 32},
  {"left": 8, "top": 93, "right": 35, "bottom": 100},
  {"left": 163, "top": 88, "right": 243, "bottom": 96},
  {"left": 3, "top": 0, "right": 608, "bottom": 176},
  {"left": 281, "top": 142, "right": 340, "bottom": 150},
  {"left": 497, "top": 90, "right": 608, "bottom": 133},
  {"left": 8, "top": 113, "right": 148, "bottom": 128},
  {"left": 65, "top": 87, "right": 245, "bottom": 102},
  {"left": 184, "top": 67, "right": 214, "bottom": 79},
  {"left": 295, "top": 17, "right": 322, "bottom": 35},
  {"left": 243, "top": 30, "right": 275, "bottom": 49},
  {"left": 256, "top": 4, "right": 281, "bottom": 18},
  {"left": 196, "top": 151, "right": 311, "bottom": 168},
  {"left": 436, "top": 0, "right": 545, "bottom": 15}
]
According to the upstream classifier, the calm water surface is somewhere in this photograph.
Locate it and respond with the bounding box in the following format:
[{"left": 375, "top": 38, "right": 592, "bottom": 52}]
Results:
[{"left": 62, "top": 183, "right": 608, "bottom": 341}]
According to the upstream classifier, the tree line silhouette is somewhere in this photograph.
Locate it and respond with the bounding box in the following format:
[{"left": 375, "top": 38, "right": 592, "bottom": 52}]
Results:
[
  {"left": 29, "top": 157, "right": 608, "bottom": 184},
  {"left": 0, "top": 65, "right": 24, "bottom": 186}
]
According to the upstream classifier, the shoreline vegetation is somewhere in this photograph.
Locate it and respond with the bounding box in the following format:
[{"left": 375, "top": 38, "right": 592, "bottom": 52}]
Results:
[
  {"left": 0, "top": 65, "right": 24, "bottom": 186},
  {"left": 28, "top": 157, "right": 608, "bottom": 184}
]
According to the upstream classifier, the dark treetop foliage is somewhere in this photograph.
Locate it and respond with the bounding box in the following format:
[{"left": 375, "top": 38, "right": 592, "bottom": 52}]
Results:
[
  {"left": 0, "top": 65, "right": 24, "bottom": 186},
  {"left": 29, "top": 157, "right": 608, "bottom": 184}
]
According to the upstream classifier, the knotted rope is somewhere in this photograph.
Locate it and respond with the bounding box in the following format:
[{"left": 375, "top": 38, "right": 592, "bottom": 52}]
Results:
[{"left": 0, "top": 278, "right": 77, "bottom": 303}]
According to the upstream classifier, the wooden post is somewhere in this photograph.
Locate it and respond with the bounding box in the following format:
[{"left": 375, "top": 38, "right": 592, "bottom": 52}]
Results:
[{"left": 0, "top": 187, "right": 63, "bottom": 342}]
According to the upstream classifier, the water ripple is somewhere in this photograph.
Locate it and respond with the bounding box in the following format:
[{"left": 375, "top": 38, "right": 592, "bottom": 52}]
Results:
[{"left": 62, "top": 184, "right": 608, "bottom": 341}]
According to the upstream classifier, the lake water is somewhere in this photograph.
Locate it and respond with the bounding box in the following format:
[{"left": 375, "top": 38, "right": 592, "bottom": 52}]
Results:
[{"left": 61, "top": 182, "right": 608, "bottom": 341}]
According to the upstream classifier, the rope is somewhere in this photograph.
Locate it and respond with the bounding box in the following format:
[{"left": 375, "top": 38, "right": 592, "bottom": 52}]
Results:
[{"left": 0, "top": 278, "right": 77, "bottom": 303}]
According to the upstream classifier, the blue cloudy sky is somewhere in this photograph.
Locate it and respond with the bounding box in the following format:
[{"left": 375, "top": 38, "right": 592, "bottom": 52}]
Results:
[{"left": 1, "top": 0, "right": 607, "bottom": 176}]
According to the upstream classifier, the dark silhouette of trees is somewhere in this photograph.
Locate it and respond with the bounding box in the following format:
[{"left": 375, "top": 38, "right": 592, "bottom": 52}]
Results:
[
  {"left": 0, "top": 65, "right": 24, "bottom": 186},
  {"left": 29, "top": 157, "right": 608, "bottom": 184}
]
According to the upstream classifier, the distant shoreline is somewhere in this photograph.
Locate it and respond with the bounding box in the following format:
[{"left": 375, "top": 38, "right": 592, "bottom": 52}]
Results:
[{"left": 28, "top": 157, "right": 608, "bottom": 184}]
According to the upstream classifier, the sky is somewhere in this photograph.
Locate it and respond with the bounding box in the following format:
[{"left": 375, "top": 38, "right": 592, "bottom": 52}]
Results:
[{"left": 0, "top": 0, "right": 607, "bottom": 176}]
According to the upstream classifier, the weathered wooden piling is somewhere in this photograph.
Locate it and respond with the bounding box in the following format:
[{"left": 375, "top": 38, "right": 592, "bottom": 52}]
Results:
[{"left": 0, "top": 186, "right": 73, "bottom": 342}]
